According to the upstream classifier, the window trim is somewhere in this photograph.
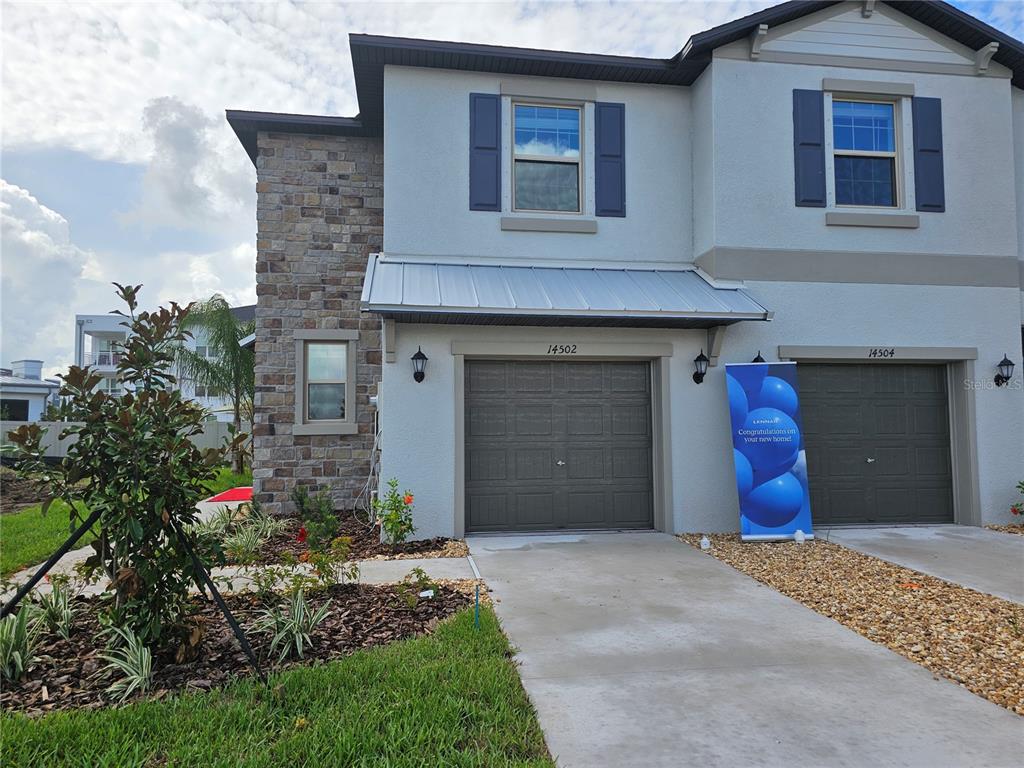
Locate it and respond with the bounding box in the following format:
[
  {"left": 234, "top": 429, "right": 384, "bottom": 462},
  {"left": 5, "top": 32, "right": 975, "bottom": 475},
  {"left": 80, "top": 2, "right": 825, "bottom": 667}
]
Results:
[
  {"left": 293, "top": 329, "right": 359, "bottom": 436},
  {"left": 511, "top": 101, "right": 584, "bottom": 215},
  {"left": 828, "top": 96, "right": 902, "bottom": 210}
]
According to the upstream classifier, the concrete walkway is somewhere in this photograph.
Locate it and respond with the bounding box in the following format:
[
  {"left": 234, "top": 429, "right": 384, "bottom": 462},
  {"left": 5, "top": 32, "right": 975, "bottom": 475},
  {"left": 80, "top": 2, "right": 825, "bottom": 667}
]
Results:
[
  {"left": 468, "top": 532, "right": 1023, "bottom": 768},
  {"left": 823, "top": 526, "right": 1024, "bottom": 604}
]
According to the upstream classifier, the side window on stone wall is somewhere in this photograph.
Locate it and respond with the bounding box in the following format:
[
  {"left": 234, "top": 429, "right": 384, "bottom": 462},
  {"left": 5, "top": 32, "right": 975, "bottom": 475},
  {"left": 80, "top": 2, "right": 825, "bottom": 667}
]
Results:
[{"left": 293, "top": 330, "right": 359, "bottom": 435}]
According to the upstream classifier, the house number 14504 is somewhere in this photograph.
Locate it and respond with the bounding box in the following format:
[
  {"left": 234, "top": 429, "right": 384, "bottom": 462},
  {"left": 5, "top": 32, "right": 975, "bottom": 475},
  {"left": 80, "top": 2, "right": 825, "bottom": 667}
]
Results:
[
  {"left": 547, "top": 344, "right": 577, "bottom": 355},
  {"left": 868, "top": 348, "right": 896, "bottom": 358}
]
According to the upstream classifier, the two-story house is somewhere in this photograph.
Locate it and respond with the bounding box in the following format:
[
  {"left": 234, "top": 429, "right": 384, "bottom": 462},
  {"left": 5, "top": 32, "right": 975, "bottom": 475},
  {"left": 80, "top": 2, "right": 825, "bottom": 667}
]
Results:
[
  {"left": 74, "top": 305, "right": 255, "bottom": 420},
  {"left": 229, "top": 0, "right": 1024, "bottom": 537}
]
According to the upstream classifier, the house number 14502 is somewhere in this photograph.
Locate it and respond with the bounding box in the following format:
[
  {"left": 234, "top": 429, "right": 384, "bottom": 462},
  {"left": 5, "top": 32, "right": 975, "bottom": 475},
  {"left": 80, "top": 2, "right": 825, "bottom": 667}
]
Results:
[{"left": 547, "top": 344, "right": 577, "bottom": 355}]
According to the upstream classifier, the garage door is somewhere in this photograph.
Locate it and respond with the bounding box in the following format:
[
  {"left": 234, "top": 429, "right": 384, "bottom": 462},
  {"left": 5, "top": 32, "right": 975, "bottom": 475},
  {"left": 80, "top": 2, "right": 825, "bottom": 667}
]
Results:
[
  {"left": 465, "top": 360, "right": 654, "bottom": 532},
  {"left": 799, "top": 363, "right": 953, "bottom": 525}
]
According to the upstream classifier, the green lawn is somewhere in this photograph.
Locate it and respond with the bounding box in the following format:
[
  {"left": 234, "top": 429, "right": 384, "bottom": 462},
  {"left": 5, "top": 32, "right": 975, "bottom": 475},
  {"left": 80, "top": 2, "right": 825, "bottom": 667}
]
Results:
[
  {"left": 1, "top": 607, "right": 553, "bottom": 768},
  {"left": 0, "top": 468, "right": 252, "bottom": 578}
]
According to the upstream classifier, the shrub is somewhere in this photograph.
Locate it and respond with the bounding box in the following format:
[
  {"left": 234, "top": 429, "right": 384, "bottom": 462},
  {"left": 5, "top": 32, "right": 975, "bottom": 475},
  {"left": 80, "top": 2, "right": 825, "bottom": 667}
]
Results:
[
  {"left": 0, "top": 605, "right": 40, "bottom": 682},
  {"left": 394, "top": 566, "right": 437, "bottom": 609},
  {"left": 1012, "top": 480, "right": 1023, "bottom": 517},
  {"left": 291, "top": 485, "right": 339, "bottom": 552},
  {"left": 223, "top": 525, "right": 267, "bottom": 565},
  {"left": 373, "top": 478, "right": 416, "bottom": 545},
  {"left": 99, "top": 626, "right": 153, "bottom": 703},
  {"left": 34, "top": 574, "right": 76, "bottom": 640},
  {"left": 255, "top": 589, "right": 332, "bottom": 662},
  {"left": 6, "top": 284, "right": 243, "bottom": 652}
]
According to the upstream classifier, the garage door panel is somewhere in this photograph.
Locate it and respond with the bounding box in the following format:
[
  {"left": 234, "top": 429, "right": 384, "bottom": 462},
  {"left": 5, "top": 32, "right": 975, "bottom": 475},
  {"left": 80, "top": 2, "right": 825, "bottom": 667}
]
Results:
[
  {"left": 613, "top": 490, "right": 653, "bottom": 525},
  {"left": 515, "top": 449, "right": 554, "bottom": 481},
  {"left": 468, "top": 449, "right": 508, "bottom": 482},
  {"left": 611, "top": 405, "right": 650, "bottom": 435},
  {"left": 513, "top": 362, "right": 554, "bottom": 392},
  {"left": 469, "top": 405, "right": 507, "bottom": 436},
  {"left": 468, "top": 362, "right": 507, "bottom": 393},
  {"left": 799, "top": 363, "right": 953, "bottom": 526},
  {"left": 515, "top": 405, "right": 554, "bottom": 435},
  {"left": 516, "top": 493, "right": 556, "bottom": 526},
  {"left": 467, "top": 494, "right": 508, "bottom": 530},
  {"left": 466, "top": 360, "right": 653, "bottom": 532},
  {"left": 567, "top": 492, "right": 609, "bottom": 527},
  {"left": 612, "top": 447, "right": 651, "bottom": 479},
  {"left": 567, "top": 405, "right": 603, "bottom": 435},
  {"left": 565, "top": 363, "right": 604, "bottom": 392},
  {"left": 567, "top": 448, "right": 605, "bottom": 479},
  {"left": 912, "top": 405, "right": 949, "bottom": 435},
  {"left": 873, "top": 404, "right": 907, "bottom": 435}
]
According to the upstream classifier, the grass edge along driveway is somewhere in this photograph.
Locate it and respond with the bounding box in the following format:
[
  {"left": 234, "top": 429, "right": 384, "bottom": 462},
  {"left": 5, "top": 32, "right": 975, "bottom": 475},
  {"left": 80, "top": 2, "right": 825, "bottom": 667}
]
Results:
[{"left": 1, "top": 606, "right": 554, "bottom": 768}]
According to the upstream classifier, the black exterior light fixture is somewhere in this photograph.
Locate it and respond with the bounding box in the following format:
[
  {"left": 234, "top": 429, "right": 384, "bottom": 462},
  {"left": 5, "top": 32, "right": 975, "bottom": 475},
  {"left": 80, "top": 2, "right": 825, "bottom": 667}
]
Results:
[
  {"left": 411, "top": 346, "right": 428, "bottom": 383},
  {"left": 994, "top": 353, "right": 1015, "bottom": 387},
  {"left": 752, "top": 351, "right": 766, "bottom": 363},
  {"left": 693, "top": 350, "right": 709, "bottom": 384}
]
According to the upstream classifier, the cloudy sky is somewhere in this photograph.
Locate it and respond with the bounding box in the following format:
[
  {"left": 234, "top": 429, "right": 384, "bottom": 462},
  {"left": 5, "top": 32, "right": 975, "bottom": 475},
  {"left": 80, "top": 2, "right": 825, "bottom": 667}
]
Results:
[{"left": 2, "top": 1, "right": 1021, "bottom": 377}]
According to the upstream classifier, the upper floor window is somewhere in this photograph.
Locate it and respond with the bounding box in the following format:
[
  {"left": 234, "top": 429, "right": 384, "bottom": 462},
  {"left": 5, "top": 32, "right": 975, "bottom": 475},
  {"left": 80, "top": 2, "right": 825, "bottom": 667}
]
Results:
[
  {"left": 512, "top": 104, "right": 581, "bottom": 213},
  {"left": 831, "top": 100, "right": 897, "bottom": 208},
  {"left": 305, "top": 342, "right": 348, "bottom": 422}
]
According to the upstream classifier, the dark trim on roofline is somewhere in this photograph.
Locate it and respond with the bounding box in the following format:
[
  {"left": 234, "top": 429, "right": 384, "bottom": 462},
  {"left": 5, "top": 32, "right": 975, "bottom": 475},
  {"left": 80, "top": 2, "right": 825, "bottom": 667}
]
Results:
[{"left": 227, "top": 1, "right": 1024, "bottom": 166}]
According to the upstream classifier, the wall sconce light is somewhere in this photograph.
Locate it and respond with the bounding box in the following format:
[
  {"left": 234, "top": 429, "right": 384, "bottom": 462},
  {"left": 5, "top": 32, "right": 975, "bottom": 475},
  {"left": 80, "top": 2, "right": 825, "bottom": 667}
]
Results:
[
  {"left": 693, "top": 349, "right": 709, "bottom": 384},
  {"left": 994, "top": 353, "right": 1015, "bottom": 387},
  {"left": 411, "top": 346, "right": 428, "bottom": 383},
  {"left": 752, "top": 351, "right": 766, "bottom": 363}
]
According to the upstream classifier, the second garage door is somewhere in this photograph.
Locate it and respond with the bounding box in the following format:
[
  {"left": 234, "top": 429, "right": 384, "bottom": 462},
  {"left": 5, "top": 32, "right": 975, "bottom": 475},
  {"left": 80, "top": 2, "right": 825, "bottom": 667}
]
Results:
[
  {"left": 799, "top": 363, "right": 954, "bottom": 526},
  {"left": 465, "top": 360, "right": 654, "bottom": 533}
]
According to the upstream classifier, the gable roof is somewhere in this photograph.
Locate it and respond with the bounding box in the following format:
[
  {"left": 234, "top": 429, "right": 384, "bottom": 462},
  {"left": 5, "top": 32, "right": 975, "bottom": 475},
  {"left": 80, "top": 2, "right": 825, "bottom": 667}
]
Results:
[{"left": 228, "top": 0, "right": 1024, "bottom": 163}]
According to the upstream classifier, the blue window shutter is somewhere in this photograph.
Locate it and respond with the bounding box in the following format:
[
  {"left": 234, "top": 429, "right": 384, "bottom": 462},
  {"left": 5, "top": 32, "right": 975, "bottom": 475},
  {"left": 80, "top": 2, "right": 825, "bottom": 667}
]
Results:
[
  {"left": 792, "top": 89, "right": 826, "bottom": 207},
  {"left": 469, "top": 93, "right": 501, "bottom": 211},
  {"left": 912, "top": 97, "right": 945, "bottom": 212},
  {"left": 595, "top": 102, "right": 625, "bottom": 217}
]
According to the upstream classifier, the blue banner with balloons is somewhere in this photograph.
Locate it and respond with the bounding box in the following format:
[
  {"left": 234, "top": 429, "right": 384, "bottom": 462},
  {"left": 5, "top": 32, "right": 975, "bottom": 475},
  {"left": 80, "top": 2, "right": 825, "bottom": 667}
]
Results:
[{"left": 726, "top": 362, "right": 813, "bottom": 541}]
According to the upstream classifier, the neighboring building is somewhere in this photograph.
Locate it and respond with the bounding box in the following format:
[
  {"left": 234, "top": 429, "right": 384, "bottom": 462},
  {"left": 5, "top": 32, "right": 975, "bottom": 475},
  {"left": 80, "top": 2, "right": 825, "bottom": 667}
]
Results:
[
  {"left": 73, "top": 305, "right": 255, "bottom": 419},
  {"left": 0, "top": 360, "right": 60, "bottom": 421},
  {"left": 228, "top": 0, "right": 1024, "bottom": 533}
]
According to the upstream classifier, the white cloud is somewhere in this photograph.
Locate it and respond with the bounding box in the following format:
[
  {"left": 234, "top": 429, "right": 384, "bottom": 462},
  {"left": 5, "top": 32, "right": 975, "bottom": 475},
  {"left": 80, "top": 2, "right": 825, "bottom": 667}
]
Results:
[{"left": 0, "top": 180, "right": 255, "bottom": 379}]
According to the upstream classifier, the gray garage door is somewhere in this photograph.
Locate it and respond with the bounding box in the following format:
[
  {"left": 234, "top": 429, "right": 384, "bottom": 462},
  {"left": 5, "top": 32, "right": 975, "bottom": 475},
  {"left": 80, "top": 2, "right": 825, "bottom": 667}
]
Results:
[
  {"left": 465, "top": 360, "right": 654, "bottom": 533},
  {"left": 799, "top": 363, "right": 954, "bottom": 526}
]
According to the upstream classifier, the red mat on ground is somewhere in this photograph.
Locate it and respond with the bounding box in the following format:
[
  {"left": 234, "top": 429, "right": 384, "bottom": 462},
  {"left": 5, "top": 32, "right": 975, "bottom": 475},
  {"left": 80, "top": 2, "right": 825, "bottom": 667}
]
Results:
[{"left": 205, "top": 487, "right": 253, "bottom": 503}]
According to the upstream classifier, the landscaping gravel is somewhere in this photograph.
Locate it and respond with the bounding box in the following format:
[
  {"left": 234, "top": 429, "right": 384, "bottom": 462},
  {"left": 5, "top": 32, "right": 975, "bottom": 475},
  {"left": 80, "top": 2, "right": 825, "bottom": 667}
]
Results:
[
  {"left": 679, "top": 533, "right": 1024, "bottom": 716},
  {"left": 986, "top": 523, "right": 1024, "bottom": 536}
]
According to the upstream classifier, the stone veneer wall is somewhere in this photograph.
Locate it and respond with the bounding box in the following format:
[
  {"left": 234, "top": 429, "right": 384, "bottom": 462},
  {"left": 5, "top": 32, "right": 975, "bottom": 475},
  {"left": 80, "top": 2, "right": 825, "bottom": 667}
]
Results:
[{"left": 252, "top": 131, "right": 383, "bottom": 515}]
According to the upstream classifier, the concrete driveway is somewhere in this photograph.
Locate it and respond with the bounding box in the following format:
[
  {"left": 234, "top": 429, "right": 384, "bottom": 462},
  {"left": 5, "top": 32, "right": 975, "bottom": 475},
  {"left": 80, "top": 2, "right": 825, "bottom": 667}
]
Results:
[
  {"left": 822, "top": 526, "right": 1023, "bottom": 603},
  {"left": 468, "top": 532, "right": 1022, "bottom": 768}
]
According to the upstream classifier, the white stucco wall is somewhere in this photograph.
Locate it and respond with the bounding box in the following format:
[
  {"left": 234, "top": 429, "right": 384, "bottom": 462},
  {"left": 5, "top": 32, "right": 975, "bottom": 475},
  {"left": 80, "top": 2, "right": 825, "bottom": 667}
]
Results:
[
  {"left": 384, "top": 66, "right": 691, "bottom": 264},
  {"left": 702, "top": 52, "right": 1018, "bottom": 260},
  {"left": 1014, "top": 87, "right": 1024, "bottom": 315},
  {"left": 380, "top": 281, "right": 1023, "bottom": 539}
]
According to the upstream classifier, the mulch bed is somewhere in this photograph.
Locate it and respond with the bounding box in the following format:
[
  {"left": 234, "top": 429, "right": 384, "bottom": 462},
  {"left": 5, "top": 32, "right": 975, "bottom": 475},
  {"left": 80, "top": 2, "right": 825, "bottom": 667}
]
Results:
[
  {"left": 3, "top": 582, "right": 473, "bottom": 716},
  {"left": 680, "top": 533, "right": 1024, "bottom": 716},
  {"left": 236, "top": 512, "right": 469, "bottom": 566},
  {"left": 0, "top": 468, "right": 48, "bottom": 514},
  {"left": 986, "top": 523, "right": 1024, "bottom": 535}
]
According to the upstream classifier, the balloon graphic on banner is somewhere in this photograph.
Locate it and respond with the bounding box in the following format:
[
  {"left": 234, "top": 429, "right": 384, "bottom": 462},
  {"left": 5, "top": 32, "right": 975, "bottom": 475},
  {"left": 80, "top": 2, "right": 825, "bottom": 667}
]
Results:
[{"left": 725, "top": 362, "right": 814, "bottom": 540}]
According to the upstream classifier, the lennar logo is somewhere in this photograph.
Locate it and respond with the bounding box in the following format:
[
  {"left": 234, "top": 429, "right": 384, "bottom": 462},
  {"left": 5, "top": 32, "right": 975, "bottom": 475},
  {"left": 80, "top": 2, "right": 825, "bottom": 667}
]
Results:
[{"left": 752, "top": 416, "right": 780, "bottom": 425}]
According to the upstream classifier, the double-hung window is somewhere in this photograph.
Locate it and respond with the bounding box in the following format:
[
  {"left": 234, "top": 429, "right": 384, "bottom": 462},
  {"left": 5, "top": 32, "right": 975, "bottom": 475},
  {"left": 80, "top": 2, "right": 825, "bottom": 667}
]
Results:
[
  {"left": 831, "top": 100, "right": 898, "bottom": 207},
  {"left": 294, "top": 329, "right": 359, "bottom": 435},
  {"left": 305, "top": 343, "right": 347, "bottom": 421},
  {"left": 512, "top": 104, "right": 581, "bottom": 213}
]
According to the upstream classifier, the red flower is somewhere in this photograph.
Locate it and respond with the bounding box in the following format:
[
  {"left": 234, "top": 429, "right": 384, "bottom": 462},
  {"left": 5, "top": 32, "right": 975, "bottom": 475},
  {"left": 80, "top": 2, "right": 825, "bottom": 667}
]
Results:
[
  {"left": 297, "top": 526, "right": 308, "bottom": 544},
  {"left": 403, "top": 494, "right": 414, "bottom": 506}
]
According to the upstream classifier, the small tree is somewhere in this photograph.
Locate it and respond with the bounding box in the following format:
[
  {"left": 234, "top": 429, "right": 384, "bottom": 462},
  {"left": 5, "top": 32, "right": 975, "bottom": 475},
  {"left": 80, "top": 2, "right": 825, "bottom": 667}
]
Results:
[
  {"left": 175, "top": 295, "right": 254, "bottom": 473},
  {"left": 7, "top": 284, "right": 242, "bottom": 651}
]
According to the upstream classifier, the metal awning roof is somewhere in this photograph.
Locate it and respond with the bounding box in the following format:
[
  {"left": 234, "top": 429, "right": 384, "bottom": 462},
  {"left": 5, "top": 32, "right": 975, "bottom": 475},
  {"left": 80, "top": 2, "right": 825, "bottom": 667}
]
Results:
[{"left": 360, "top": 255, "right": 772, "bottom": 329}]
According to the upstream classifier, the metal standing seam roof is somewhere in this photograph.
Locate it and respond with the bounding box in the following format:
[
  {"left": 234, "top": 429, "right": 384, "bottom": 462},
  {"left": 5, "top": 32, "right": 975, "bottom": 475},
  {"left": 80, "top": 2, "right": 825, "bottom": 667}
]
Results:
[{"left": 360, "top": 256, "right": 771, "bottom": 328}]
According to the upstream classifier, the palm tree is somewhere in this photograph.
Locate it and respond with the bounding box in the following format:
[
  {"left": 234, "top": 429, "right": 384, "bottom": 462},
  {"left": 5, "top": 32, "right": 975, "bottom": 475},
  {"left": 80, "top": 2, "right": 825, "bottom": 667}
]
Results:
[{"left": 176, "top": 295, "right": 255, "bottom": 472}]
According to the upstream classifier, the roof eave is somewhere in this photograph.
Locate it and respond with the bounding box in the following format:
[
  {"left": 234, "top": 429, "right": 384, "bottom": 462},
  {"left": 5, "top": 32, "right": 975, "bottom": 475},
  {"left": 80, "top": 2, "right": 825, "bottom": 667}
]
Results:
[{"left": 226, "top": 110, "right": 371, "bottom": 166}]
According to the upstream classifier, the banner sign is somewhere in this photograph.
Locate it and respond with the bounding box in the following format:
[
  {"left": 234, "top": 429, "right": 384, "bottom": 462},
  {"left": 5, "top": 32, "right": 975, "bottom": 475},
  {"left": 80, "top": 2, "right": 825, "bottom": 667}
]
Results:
[{"left": 725, "top": 361, "right": 813, "bottom": 541}]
